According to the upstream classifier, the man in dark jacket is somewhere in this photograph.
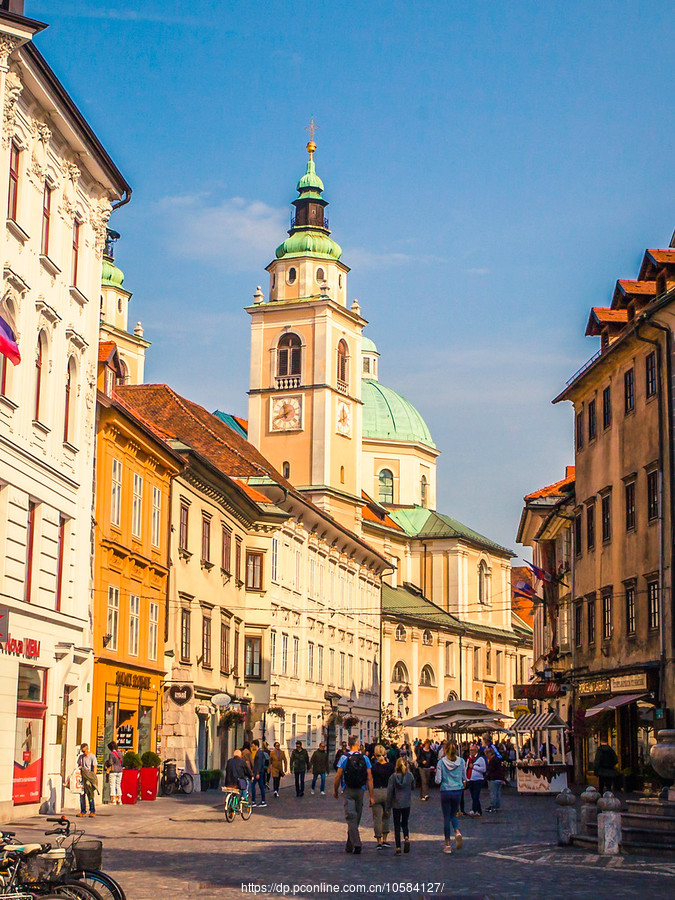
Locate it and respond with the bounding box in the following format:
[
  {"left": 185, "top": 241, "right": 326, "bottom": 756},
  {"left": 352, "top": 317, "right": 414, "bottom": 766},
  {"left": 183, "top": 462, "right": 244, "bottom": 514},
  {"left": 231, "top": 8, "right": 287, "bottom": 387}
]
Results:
[
  {"left": 594, "top": 736, "right": 618, "bottom": 795},
  {"left": 290, "top": 741, "right": 310, "bottom": 796},
  {"left": 250, "top": 739, "right": 269, "bottom": 807},
  {"left": 334, "top": 741, "right": 348, "bottom": 771},
  {"left": 310, "top": 742, "right": 329, "bottom": 794},
  {"left": 416, "top": 739, "right": 437, "bottom": 800},
  {"left": 225, "top": 749, "right": 252, "bottom": 798}
]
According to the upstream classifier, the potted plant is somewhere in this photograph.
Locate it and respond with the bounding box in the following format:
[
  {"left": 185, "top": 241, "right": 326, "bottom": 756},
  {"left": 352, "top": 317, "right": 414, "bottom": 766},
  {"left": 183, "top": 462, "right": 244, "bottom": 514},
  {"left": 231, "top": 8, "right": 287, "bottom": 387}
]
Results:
[
  {"left": 343, "top": 714, "right": 360, "bottom": 731},
  {"left": 326, "top": 711, "right": 343, "bottom": 727},
  {"left": 199, "top": 769, "right": 210, "bottom": 791},
  {"left": 220, "top": 709, "right": 246, "bottom": 729},
  {"left": 267, "top": 705, "right": 285, "bottom": 718},
  {"left": 121, "top": 751, "right": 142, "bottom": 805},
  {"left": 140, "top": 751, "right": 161, "bottom": 801},
  {"left": 211, "top": 769, "right": 223, "bottom": 790}
]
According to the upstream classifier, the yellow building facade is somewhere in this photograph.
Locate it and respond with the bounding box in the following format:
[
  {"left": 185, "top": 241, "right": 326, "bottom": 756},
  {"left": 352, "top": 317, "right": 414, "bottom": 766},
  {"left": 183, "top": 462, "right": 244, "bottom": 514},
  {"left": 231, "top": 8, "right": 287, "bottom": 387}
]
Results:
[{"left": 91, "top": 345, "right": 182, "bottom": 765}]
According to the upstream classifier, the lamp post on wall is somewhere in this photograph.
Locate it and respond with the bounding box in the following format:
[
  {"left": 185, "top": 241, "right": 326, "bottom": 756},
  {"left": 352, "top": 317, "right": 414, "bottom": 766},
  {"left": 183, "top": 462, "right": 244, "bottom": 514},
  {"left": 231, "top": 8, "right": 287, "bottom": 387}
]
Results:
[{"left": 394, "top": 682, "right": 412, "bottom": 720}]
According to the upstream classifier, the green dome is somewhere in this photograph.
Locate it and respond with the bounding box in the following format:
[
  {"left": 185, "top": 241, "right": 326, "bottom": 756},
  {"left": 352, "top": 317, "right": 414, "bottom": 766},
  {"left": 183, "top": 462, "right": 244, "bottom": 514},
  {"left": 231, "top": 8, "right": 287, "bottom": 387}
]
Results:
[
  {"left": 362, "top": 378, "right": 436, "bottom": 448},
  {"left": 276, "top": 231, "right": 342, "bottom": 260},
  {"left": 297, "top": 159, "right": 324, "bottom": 193},
  {"left": 362, "top": 336, "right": 379, "bottom": 354},
  {"left": 102, "top": 257, "right": 124, "bottom": 287}
]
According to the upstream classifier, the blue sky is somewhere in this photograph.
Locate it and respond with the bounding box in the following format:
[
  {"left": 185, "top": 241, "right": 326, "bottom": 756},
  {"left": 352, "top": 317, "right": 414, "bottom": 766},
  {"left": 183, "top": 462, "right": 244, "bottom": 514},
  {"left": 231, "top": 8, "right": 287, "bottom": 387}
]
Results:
[{"left": 33, "top": 1, "right": 675, "bottom": 552}]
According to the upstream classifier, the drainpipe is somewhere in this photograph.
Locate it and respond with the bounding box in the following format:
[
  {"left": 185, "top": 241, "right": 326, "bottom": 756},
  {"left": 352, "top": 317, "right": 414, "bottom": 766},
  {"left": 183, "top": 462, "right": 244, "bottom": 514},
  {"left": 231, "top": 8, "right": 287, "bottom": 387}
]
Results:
[{"left": 635, "top": 318, "right": 670, "bottom": 708}]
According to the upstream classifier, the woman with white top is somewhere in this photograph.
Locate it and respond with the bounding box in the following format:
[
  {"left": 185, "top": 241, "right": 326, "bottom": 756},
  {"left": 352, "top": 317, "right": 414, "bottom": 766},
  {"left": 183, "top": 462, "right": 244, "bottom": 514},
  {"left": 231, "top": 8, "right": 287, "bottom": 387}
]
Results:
[
  {"left": 435, "top": 741, "right": 466, "bottom": 854},
  {"left": 466, "top": 741, "right": 486, "bottom": 818}
]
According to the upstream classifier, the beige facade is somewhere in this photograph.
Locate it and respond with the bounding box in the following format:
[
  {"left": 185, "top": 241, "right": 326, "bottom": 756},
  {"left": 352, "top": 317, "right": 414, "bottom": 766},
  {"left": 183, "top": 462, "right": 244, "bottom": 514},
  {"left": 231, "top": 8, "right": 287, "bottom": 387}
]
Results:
[{"left": 0, "top": 9, "right": 129, "bottom": 818}]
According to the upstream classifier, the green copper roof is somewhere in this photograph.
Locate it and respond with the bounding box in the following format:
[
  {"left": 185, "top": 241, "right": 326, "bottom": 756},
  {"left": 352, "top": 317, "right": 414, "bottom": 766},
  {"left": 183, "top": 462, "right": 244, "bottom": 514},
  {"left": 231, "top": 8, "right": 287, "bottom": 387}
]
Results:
[
  {"left": 362, "top": 379, "right": 435, "bottom": 448},
  {"left": 389, "top": 506, "right": 511, "bottom": 555},
  {"left": 275, "top": 231, "right": 342, "bottom": 260},
  {"left": 362, "top": 336, "right": 379, "bottom": 354},
  {"left": 102, "top": 256, "right": 124, "bottom": 287},
  {"left": 297, "top": 158, "right": 324, "bottom": 192}
]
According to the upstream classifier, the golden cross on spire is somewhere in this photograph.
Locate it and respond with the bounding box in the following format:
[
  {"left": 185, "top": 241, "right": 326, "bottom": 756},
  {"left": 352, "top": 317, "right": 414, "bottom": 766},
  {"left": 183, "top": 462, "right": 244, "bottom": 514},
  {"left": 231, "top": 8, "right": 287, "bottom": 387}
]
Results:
[{"left": 305, "top": 116, "right": 318, "bottom": 157}]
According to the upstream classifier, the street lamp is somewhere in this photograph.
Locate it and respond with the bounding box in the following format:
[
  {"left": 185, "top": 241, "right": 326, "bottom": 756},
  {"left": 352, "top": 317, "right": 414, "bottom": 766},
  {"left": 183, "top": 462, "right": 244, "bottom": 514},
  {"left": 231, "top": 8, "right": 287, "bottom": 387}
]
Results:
[{"left": 394, "top": 682, "right": 412, "bottom": 719}]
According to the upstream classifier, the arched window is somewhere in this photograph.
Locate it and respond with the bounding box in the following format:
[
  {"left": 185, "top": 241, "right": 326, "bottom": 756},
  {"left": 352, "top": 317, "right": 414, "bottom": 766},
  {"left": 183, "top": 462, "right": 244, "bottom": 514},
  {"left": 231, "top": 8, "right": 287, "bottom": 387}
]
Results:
[
  {"left": 475, "top": 691, "right": 481, "bottom": 702},
  {"left": 287, "top": 267, "right": 297, "bottom": 285},
  {"left": 497, "top": 693, "right": 503, "bottom": 712},
  {"left": 392, "top": 661, "right": 408, "bottom": 684},
  {"left": 447, "top": 690, "right": 458, "bottom": 702},
  {"left": 337, "top": 339, "right": 348, "bottom": 386},
  {"left": 420, "top": 475, "right": 428, "bottom": 508},
  {"left": 419, "top": 664, "right": 435, "bottom": 687},
  {"left": 395, "top": 624, "right": 406, "bottom": 642},
  {"left": 378, "top": 469, "right": 394, "bottom": 505},
  {"left": 422, "top": 629, "right": 433, "bottom": 646},
  {"left": 64, "top": 356, "right": 76, "bottom": 444},
  {"left": 277, "top": 333, "right": 302, "bottom": 380},
  {"left": 478, "top": 560, "right": 490, "bottom": 604},
  {"left": 118, "top": 358, "right": 129, "bottom": 386},
  {"left": 282, "top": 461, "right": 290, "bottom": 479},
  {"left": 340, "top": 465, "right": 345, "bottom": 484},
  {"left": 35, "top": 331, "right": 47, "bottom": 422},
  {"left": 316, "top": 267, "right": 325, "bottom": 283}
]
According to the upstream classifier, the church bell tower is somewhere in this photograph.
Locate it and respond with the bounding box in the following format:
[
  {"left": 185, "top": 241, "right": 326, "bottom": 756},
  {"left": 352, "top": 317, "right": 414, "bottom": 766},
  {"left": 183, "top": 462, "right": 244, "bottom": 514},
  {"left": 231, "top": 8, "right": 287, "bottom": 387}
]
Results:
[{"left": 247, "top": 129, "right": 366, "bottom": 529}]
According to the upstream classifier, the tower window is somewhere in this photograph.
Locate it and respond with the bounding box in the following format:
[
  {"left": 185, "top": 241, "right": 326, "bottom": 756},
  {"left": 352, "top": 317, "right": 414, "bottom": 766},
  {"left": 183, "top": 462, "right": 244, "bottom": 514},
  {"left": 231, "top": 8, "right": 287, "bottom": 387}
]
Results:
[
  {"left": 338, "top": 274, "right": 343, "bottom": 289},
  {"left": 337, "top": 339, "right": 348, "bottom": 386},
  {"left": 340, "top": 465, "right": 345, "bottom": 484},
  {"left": 420, "top": 475, "right": 428, "bottom": 508},
  {"left": 271, "top": 273, "right": 276, "bottom": 289},
  {"left": 282, "top": 461, "right": 290, "bottom": 479},
  {"left": 378, "top": 469, "right": 394, "bottom": 505},
  {"left": 287, "top": 267, "right": 297, "bottom": 285},
  {"left": 316, "top": 267, "right": 325, "bottom": 283},
  {"left": 277, "top": 333, "right": 302, "bottom": 378}
]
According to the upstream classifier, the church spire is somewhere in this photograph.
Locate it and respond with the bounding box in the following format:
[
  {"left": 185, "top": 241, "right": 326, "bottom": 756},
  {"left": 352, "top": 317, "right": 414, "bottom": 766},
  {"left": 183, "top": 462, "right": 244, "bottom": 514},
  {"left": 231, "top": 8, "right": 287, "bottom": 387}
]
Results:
[{"left": 275, "top": 126, "right": 342, "bottom": 261}]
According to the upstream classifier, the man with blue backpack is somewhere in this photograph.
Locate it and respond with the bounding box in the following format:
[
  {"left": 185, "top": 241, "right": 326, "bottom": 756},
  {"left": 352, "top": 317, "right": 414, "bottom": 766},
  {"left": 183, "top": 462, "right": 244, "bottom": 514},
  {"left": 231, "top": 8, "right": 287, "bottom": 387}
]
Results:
[{"left": 334, "top": 735, "right": 374, "bottom": 854}]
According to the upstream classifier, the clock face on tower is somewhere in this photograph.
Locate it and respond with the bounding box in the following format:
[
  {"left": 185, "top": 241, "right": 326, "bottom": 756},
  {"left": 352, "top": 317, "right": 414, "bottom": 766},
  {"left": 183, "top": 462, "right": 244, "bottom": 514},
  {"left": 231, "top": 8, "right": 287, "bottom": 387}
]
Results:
[
  {"left": 336, "top": 400, "right": 352, "bottom": 437},
  {"left": 271, "top": 395, "right": 303, "bottom": 431}
]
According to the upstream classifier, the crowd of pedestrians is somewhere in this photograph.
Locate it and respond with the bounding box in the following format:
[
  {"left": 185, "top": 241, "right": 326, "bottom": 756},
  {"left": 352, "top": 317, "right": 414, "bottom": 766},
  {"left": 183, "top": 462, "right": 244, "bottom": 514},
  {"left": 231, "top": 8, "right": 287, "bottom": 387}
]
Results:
[{"left": 222, "top": 730, "right": 512, "bottom": 855}]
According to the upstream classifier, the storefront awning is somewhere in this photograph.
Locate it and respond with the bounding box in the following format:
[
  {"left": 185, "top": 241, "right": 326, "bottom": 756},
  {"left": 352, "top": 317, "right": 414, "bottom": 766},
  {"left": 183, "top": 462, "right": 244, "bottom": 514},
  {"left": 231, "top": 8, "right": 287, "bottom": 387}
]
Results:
[
  {"left": 514, "top": 711, "right": 565, "bottom": 731},
  {"left": 585, "top": 693, "right": 650, "bottom": 717}
]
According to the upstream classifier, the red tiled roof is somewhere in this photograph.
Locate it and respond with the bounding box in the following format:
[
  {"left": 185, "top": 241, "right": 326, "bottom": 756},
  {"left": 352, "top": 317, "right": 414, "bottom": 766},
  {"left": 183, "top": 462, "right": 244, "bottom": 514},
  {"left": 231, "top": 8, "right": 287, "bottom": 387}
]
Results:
[
  {"left": 647, "top": 249, "right": 675, "bottom": 265},
  {"left": 616, "top": 279, "right": 656, "bottom": 296},
  {"left": 585, "top": 307, "right": 628, "bottom": 337},
  {"left": 525, "top": 467, "right": 575, "bottom": 500},
  {"left": 360, "top": 491, "right": 405, "bottom": 531},
  {"left": 638, "top": 248, "right": 675, "bottom": 280},
  {"left": 98, "top": 341, "right": 117, "bottom": 363},
  {"left": 235, "top": 480, "right": 273, "bottom": 505}
]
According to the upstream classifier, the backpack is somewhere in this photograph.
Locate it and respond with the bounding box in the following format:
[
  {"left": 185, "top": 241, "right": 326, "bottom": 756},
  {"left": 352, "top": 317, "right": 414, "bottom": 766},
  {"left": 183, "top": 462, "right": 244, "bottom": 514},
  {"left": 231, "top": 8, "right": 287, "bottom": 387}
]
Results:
[{"left": 343, "top": 752, "right": 368, "bottom": 789}]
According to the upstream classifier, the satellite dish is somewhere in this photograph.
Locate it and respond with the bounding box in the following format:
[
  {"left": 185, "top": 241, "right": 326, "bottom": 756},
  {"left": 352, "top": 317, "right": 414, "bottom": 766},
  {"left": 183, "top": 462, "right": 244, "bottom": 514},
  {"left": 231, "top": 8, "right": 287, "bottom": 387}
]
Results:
[{"left": 211, "top": 693, "right": 232, "bottom": 708}]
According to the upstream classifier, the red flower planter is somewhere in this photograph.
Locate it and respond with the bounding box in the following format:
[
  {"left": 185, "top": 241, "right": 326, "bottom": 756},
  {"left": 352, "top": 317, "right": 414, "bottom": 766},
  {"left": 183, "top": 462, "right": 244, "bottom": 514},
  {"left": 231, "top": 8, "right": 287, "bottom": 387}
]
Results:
[
  {"left": 140, "top": 767, "right": 159, "bottom": 801},
  {"left": 121, "top": 769, "right": 140, "bottom": 804}
]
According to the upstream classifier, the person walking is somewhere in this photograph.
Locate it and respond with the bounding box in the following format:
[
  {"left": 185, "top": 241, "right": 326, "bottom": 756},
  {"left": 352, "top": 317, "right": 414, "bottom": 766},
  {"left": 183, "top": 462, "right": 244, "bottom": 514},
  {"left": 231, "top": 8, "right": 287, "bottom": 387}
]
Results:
[
  {"left": 466, "top": 742, "right": 486, "bottom": 817},
  {"left": 310, "top": 742, "right": 329, "bottom": 795},
  {"left": 76, "top": 743, "right": 98, "bottom": 818},
  {"left": 594, "top": 735, "right": 618, "bottom": 795},
  {"left": 250, "top": 739, "right": 269, "bottom": 807},
  {"left": 435, "top": 741, "right": 466, "bottom": 854},
  {"left": 290, "top": 741, "right": 310, "bottom": 797},
  {"left": 334, "top": 741, "right": 348, "bottom": 770},
  {"left": 416, "top": 738, "right": 437, "bottom": 801},
  {"left": 485, "top": 747, "right": 505, "bottom": 813},
  {"left": 105, "top": 741, "right": 123, "bottom": 806},
  {"left": 371, "top": 744, "right": 394, "bottom": 849},
  {"left": 386, "top": 757, "right": 415, "bottom": 856},
  {"left": 269, "top": 741, "right": 287, "bottom": 797},
  {"left": 334, "top": 734, "right": 374, "bottom": 854}
]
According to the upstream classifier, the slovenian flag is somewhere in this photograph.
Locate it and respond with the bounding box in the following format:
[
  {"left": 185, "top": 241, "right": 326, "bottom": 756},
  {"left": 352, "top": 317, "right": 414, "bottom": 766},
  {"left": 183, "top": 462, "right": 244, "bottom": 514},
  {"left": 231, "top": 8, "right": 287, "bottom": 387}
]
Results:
[
  {"left": 514, "top": 580, "right": 537, "bottom": 599},
  {"left": 0, "top": 315, "right": 20, "bottom": 365},
  {"left": 525, "top": 560, "right": 553, "bottom": 583}
]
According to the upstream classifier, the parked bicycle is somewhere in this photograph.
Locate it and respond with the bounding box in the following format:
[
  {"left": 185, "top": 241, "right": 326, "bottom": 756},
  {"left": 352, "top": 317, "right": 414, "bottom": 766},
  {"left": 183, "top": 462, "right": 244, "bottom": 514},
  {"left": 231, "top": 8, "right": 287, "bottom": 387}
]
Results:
[
  {"left": 223, "top": 787, "right": 252, "bottom": 822},
  {"left": 160, "top": 759, "right": 194, "bottom": 796},
  {"left": 0, "top": 840, "right": 69, "bottom": 899},
  {"left": 43, "top": 816, "right": 125, "bottom": 900}
]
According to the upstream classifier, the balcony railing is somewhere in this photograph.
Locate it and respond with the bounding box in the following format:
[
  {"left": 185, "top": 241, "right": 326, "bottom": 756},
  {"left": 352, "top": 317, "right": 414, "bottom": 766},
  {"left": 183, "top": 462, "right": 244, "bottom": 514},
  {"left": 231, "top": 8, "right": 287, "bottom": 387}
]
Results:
[
  {"left": 565, "top": 348, "right": 602, "bottom": 387},
  {"left": 336, "top": 379, "right": 348, "bottom": 395},
  {"left": 290, "top": 212, "right": 329, "bottom": 230},
  {"left": 275, "top": 375, "right": 301, "bottom": 390}
]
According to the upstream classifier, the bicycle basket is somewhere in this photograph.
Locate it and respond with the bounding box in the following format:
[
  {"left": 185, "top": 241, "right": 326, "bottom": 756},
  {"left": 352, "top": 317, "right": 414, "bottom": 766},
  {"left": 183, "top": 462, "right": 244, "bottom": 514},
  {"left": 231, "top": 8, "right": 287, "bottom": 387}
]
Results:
[
  {"left": 19, "top": 848, "right": 66, "bottom": 883},
  {"left": 72, "top": 840, "right": 103, "bottom": 870}
]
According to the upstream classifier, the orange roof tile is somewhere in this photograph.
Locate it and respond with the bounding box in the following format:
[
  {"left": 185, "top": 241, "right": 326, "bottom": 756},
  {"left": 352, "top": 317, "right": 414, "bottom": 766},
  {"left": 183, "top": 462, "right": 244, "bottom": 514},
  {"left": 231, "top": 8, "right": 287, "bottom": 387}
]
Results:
[
  {"left": 234, "top": 480, "right": 273, "bottom": 505},
  {"left": 585, "top": 307, "right": 628, "bottom": 336},
  {"left": 524, "top": 467, "right": 574, "bottom": 500},
  {"left": 98, "top": 340, "right": 117, "bottom": 363},
  {"left": 361, "top": 490, "right": 405, "bottom": 531},
  {"left": 617, "top": 279, "right": 656, "bottom": 296}
]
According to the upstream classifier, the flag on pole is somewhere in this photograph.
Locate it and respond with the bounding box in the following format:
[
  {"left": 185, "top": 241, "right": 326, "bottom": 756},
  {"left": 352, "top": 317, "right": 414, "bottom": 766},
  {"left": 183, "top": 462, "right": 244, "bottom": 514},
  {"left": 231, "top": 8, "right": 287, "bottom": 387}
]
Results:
[
  {"left": 524, "top": 560, "right": 552, "bottom": 583},
  {"left": 514, "top": 580, "right": 537, "bottom": 599},
  {"left": 0, "top": 315, "right": 20, "bottom": 365}
]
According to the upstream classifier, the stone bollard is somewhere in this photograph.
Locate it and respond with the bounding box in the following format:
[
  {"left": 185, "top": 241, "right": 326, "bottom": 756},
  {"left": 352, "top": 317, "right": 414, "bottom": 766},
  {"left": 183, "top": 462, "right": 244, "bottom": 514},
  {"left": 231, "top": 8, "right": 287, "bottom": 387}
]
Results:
[
  {"left": 556, "top": 788, "right": 578, "bottom": 845},
  {"left": 580, "top": 785, "right": 600, "bottom": 835},
  {"left": 597, "top": 792, "right": 622, "bottom": 856}
]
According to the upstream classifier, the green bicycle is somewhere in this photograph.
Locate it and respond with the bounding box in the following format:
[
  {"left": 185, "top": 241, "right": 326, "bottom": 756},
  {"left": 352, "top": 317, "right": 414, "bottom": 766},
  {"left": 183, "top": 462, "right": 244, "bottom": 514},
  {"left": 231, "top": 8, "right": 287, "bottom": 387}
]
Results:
[{"left": 224, "top": 788, "right": 252, "bottom": 822}]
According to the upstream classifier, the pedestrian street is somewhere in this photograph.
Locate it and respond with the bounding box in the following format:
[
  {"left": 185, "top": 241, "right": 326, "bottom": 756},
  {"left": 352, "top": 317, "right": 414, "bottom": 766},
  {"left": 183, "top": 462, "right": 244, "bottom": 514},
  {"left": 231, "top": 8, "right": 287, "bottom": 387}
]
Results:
[{"left": 5, "top": 786, "right": 672, "bottom": 900}]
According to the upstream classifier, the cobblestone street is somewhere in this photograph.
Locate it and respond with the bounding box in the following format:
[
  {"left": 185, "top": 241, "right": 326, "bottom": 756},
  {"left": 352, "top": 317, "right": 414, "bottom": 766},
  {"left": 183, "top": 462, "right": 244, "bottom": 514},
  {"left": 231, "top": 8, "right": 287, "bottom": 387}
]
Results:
[{"left": 6, "top": 784, "right": 674, "bottom": 900}]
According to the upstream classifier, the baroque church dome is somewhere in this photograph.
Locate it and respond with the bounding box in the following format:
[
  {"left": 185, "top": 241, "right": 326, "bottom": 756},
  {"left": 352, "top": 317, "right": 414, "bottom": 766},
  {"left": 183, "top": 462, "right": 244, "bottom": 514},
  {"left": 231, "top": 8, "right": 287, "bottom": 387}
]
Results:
[{"left": 362, "top": 373, "right": 436, "bottom": 449}]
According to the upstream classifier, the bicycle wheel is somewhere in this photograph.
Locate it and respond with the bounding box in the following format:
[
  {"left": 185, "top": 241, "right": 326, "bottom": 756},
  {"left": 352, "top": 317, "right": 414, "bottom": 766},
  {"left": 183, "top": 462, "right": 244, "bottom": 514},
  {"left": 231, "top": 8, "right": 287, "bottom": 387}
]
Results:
[
  {"left": 50, "top": 882, "right": 104, "bottom": 900},
  {"left": 225, "top": 798, "right": 235, "bottom": 822},
  {"left": 78, "top": 871, "right": 126, "bottom": 900},
  {"left": 240, "top": 800, "right": 252, "bottom": 821},
  {"left": 160, "top": 775, "right": 175, "bottom": 796},
  {"left": 179, "top": 772, "right": 193, "bottom": 794}
]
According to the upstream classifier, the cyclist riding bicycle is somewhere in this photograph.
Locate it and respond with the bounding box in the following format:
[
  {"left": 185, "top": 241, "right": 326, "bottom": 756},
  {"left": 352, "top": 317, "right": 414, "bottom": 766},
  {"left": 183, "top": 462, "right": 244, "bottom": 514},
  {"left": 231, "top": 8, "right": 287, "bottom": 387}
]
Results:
[{"left": 225, "top": 749, "right": 252, "bottom": 799}]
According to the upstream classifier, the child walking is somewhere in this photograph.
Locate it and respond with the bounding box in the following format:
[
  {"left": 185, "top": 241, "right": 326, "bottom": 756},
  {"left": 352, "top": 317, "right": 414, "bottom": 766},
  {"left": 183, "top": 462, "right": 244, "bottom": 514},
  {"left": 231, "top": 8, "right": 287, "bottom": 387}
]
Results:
[{"left": 386, "top": 757, "right": 415, "bottom": 855}]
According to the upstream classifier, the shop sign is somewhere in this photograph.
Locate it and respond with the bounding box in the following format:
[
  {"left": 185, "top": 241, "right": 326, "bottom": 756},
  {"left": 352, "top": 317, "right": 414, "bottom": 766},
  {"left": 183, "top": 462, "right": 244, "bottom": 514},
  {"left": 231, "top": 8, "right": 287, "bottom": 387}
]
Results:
[
  {"left": 116, "top": 724, "right": 134, "bottom": 749},
  {"left": 1, "top": 634, "right": 41, "bottom": 660},
  {"left": 115, "top": 671, "right": 152, "bottom": 690},
  {"left": 611, "top": 673, "right": 647, "bottom": 693},
  {"left": 168, "top": 684, "right": 193, "bottom": 706},
  {"left": 12, "top": 715, "right": 43, "bottom": 804},
  {"left": 578, "top": 677, "right": 611, "bottom": 695},
  {"left": 514, "top": 682, "right": 565, "bottom": 699}
]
